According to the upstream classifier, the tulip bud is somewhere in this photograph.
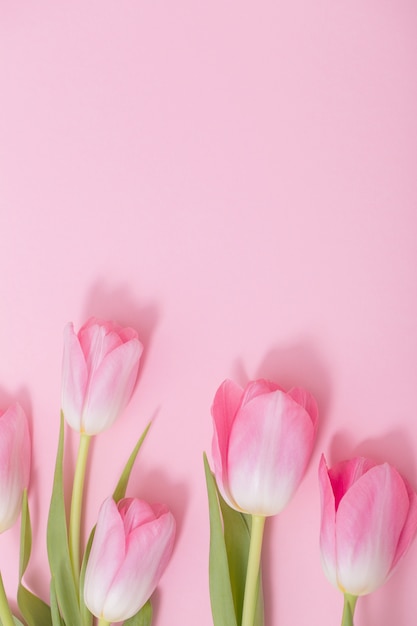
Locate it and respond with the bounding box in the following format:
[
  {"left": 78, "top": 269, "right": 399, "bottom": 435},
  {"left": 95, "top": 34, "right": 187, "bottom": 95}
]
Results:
[
  {"left": 0, "top": 403, "right": 31, "bottom": 533},
  {"left": 319, "top": 455, "right": 417, "bottom": 596},
  {"left": 211, "top": 378, "right": 318, "bottom": 516},
  {"left": 61, "top": 317, "right": 143, "bottom": 435},
  {"left": 84, "top": 497, "right": 176, "bottom": 622}
]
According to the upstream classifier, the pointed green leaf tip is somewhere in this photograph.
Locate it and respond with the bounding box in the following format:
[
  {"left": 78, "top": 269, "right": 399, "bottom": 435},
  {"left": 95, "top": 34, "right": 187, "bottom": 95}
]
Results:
[{"left": 113, "top": 421, "right": 152, "bottom": 503}]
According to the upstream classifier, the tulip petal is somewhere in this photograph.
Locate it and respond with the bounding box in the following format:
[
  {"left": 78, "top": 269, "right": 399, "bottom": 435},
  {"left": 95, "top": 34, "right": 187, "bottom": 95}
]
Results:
[
  {"left": 392, "top": 480, "right": 417, "bottom": 569},
  {"left": 287, "top": 387, "right": 319, "bottom": 431},
  {"left": 318, "top": 455, "right": 338, "bottom": 588},
  {"left": 61, "top": 323, "right": 88, "bottom": 431},
  {"left": 78, "top": 320, "right": 123, "bottom": 370},
  {"left": 82, "top": 339, "right": 143, "bottom": 434},
  {"left": 84, "top": 498, "right": 125, "bottom": 618},
  {"left": 328, "top": 457, "right": 377, "bottom": 511},
  {"left": 335, "top": 464, "right": 410, "bottom": 595},
  {"left": 211, "top": 380, "right": 244, "bottom": 508},
  {"left": 0, "top": 404, "right": 31, "bottom": 532},
  {"left": 101, "top": 508, "right": 176, "bottom": 622},
  {"left": 227, "top": 390, "right": 315, "bottom": 515},
  {"left": 240, "top": 379, "right": 282, "bottom": 407}
]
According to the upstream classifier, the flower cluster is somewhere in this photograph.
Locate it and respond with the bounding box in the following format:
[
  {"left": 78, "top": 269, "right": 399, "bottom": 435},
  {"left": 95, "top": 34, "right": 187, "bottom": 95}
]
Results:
[
  {"left": 1, "top": 317, "right": 416, "bottom": 626},
  {"left": 0, "top": 318, "right": 175, "bottom": 626},
  {"left": 206, "top": 378, "right": 417, "bottom": 626}
]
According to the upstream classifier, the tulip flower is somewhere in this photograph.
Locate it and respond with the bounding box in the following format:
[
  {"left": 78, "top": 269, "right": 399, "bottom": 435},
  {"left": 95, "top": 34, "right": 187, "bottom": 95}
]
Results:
[
  {"left": 61, "top": 317, "right": 143, "bottom": 435},
  {"left": 62, "top": 317, "right": 143, "bottom": 585},
  {"left": 319, "top": 455, "right": 417, "bottom": 625},
  {"left": 211, "top": 378, "right": 318, "bottom": 626},
  {"left": 84, "top": 497, "right": 176, "bottom": 624},
  {"left": 0, "top": 403, "right": 31, "bottom": 533},
  {"left": 211, "top": 378, "right": 318, "bottom": 516}
]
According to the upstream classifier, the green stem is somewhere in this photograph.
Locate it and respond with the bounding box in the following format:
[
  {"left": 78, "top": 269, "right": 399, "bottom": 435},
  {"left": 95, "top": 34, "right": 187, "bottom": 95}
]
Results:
[
  {"left": 341, "top": 593, "right": 358, "bottom": 626},
  {"left": 0, "top": 572, "right": 16, "bottom": 626},
  {"left": 69, "top": 432, "right": 91, "bottom": 590},
  {"left": 241, "top": 515, "right": 266, "bottom": 626},
  {"left": 97, "top": 618, "right": 110, "bottom": 626}
]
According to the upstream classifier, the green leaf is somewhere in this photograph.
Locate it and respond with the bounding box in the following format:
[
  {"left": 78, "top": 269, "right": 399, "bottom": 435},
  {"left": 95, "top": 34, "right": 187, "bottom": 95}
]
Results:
[
  {"left": 218, "top": 495, "right": 264, "bottom": 626},
  {"left": 12, "top": 617, "right": 25, "bottom": 626},
  {"left": 46, "top": 414, "right": 80, "bottom": 626},
  {"left": 50, "top": 581, "right": 65, "bottom": 626},
  {"left": 17, "top": 587, "right": 52, "bottom": 626},
  {"left": 203, "top": 453, "right": 238, "bottom": 626},
  {"left": 123, "top": 600, "right": 152, "bottom": 626},
  {"left": 19, "top": 490, "right": 31, "bottom": 579},
  {"left": 79, "top": 527, "right": 95, "bottom": 626},
  {"left": 17, "top": 490, "right": 52, "bottom": 626},
  {"left": 113, "top": 422, "right": 151, "bottom": 503}
]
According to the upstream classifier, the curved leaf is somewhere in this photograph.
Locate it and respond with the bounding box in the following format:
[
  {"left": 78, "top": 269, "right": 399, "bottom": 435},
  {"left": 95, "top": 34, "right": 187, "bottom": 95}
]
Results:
[
  {"left": 218, "top": 495, "right": 264, "bottom": 626},
  {"left": 18, "top": 490, "right": 52, "bottom": 626},
  {"left": 203, "top": 453, "right": 238, "bottom": 626},
  {"left": 113, "top": 422, "right": 151, "bottom": 502},
  {"left": 46, "top": 414, "right": 80, "bottom": 625}
]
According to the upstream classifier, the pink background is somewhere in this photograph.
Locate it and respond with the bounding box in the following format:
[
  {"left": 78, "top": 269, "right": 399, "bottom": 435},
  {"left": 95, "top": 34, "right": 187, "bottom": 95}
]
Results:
[{"left": 1, "top": 1, "right": 417, "bottom": 624}]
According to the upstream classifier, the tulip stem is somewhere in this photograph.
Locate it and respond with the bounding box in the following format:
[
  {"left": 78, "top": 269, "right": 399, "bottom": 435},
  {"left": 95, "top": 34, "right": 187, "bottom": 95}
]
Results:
[
  {"left": 341, "top": 593, "right": 357, "bottom": 626},
  {"left": 97, "top": 619, "right": 110, "bottom": 626},
  {"left": 69, "top": 431, "right": 91, "bottom": 590},
  {"left": 0, "top": 572, "right": 16, "bottom": 626},
  {"left": 241, "top": 514, "right": 266, "bottom": 626}
]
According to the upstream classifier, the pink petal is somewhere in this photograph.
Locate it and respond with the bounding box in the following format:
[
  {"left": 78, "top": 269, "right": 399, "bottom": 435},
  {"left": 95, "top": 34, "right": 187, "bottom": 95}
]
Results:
[
  {"left": 335, "top": 464, "right": 410, "bottom": 595},
  {"left": 119, "top": 498, "right": 157, "bottom": 535},
  {"left": 227, "top": 390, "right": 315, "bottom": 515},
  {"left": 391, "top": 480, "right": 417, "bottom": 569},
  {"left": 61, "top": 323, "right": 88, "bottom": 431},
  {"left": 82, "top": 338, "right": 142, "bottom": 434},
  {"left": 287, "top": 387, "right": 319, "bottom": 430},
  {"left": 0, "top": 403, "right": 31, "bottom": 532},
  {"left": 101, "top": 509, "right": 176, "bottom": 622},
  {"left": 318, "top": 455, "right": 338, "bottom": 589},
  {"left": 240, "top": 379, "right": 283, "bottom": 407},
  {"left": 211, "top": 379, "right": 244, "bottom": 508},
  {"left": 84, "top": 497, "right": 126, "bottom": 618},
  {"left": 328, "top": 457, "right": 377, "bottom": 511}
]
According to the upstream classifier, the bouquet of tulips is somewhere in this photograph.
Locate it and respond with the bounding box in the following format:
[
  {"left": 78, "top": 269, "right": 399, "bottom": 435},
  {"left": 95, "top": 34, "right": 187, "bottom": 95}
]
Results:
[
  {"left": 1, "top": 316, "right": 416, "bottom": 626},
  {"left": 204, "top": 379, "right": 417, "bottom": 626},
  {"left": 0, "top": 318, "right": 175, "bottom": 626}
]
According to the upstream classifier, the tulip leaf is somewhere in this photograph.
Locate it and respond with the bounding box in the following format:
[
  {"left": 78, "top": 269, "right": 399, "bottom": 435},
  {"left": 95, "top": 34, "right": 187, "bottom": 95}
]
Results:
[
  {"left": 123, "top": 600, "right": 152, "bottom": 626},
  {"left": 19, "top": 490, "right": 31, "bottom": 578},
  {"left": 113, "top": 421, "right": 151, "bottom": 503},
  {"left": 79, "top": 526, "right": 95, "bottom": 626},
  {"left": 218, "top": 494, "right": 264, "bottom": 626},
  {"left": 203, "top": 453, "right": 238, "bottom": 626},
  {"left": 12, "top": 618, "right": 24, "bottom": 626},
  {"left": 17, "top": 490, "right": 53, "bottom": 626},
  {"left": 46, "top": 414, "right": 81, "bottom": 626},
  {"left": 50, "top": 580, "right": 65, "bottom": 626}
]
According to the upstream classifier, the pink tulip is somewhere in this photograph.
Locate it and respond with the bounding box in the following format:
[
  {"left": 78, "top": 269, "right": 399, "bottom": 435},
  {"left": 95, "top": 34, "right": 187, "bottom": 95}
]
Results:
[
  {"left": 211, "top": 378, "right": 318, "bottom": 516},
  {"left": 61, "top": 317, "right": 143, "bottom": 434},
  {"left": 84, "top": 497, "right": 176, "bottom": 622},
  {"left": 319, "top": 455, "right": 417, "bottom": 596},
  {"left": 0, "top": 403, "right": 31, "bottom": 533}
]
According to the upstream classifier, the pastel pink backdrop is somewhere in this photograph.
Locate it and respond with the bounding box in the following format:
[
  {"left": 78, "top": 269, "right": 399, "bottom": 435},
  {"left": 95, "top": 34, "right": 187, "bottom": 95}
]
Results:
[{"left": 1, "top": 1, "right": 417, "bottom": 625}]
